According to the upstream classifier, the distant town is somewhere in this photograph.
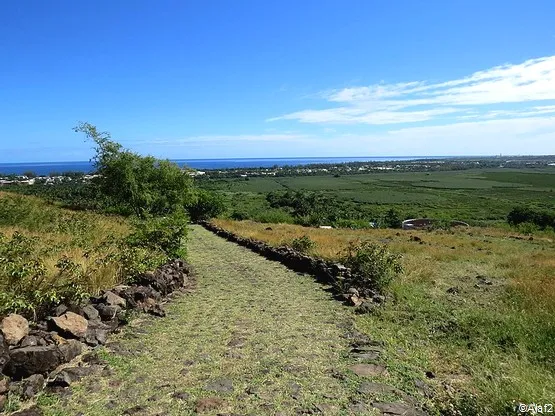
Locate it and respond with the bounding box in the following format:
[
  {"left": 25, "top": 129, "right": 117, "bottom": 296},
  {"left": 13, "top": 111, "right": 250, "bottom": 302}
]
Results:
[{"left": 1, "top": 155, "right": 554, "bottom": 186}]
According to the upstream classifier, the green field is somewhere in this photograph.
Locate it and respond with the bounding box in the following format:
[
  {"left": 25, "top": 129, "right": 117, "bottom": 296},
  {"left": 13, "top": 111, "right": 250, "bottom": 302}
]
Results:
[{"left": 199, "top": 168, "right": 555, "bottom": 225}]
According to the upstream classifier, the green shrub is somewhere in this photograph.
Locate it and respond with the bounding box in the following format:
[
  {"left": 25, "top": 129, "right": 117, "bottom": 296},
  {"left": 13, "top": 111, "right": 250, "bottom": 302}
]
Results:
[
  {"left": 289, "top": 235, "right": 316, "bottom": 253},
  {"left": 230, "top": 210, "right": 250, "bottom": 221},
  {"left": 507, "top": 206, "right": 555, "bottom": 230},
  {"left": 187, "top": 189, "right": 227, "bottom": 222},
  {"left": 254, "top": 209, "right": 295, "bottom": 224},
  {"left": 125, "top": 210, "right": 188, "bottom": 259},
  {"left": 382, "top": 208, "right": 402, "bottom": 228},
  {"left": 340, "top": 241, "right": 403, "bottom": 293}
]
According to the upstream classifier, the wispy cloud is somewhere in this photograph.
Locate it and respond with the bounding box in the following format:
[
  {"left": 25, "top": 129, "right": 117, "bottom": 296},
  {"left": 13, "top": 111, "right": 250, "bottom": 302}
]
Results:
[
  {"left": 123, "top": 134, "right": 312, "bottom": 146},
  {"left": 268, "top": 55, "right": 555, "bottom": 125}
]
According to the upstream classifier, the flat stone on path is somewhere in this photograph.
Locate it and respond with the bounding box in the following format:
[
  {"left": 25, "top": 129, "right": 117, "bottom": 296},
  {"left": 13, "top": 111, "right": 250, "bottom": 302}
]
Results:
[
  {"left": 350, "top": 363, "right": 388, "bottom": 377},
  {"left": 205, "top": 377, "right": 234, "bottom": 393}
]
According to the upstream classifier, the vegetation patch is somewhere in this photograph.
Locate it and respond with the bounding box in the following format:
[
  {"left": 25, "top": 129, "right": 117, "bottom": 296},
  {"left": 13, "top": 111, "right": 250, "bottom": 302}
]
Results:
[{"left": 212, "top": 218, "right": 555, "bottom": 415}]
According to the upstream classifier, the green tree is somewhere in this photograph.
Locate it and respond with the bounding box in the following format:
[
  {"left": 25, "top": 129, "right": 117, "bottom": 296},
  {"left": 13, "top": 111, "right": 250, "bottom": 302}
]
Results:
[
  {"left": 74, "top": 122, "right": 195, "bottom": 218},
  {"left": 187, "top": 189, "right": 227, "bottom": 222}
]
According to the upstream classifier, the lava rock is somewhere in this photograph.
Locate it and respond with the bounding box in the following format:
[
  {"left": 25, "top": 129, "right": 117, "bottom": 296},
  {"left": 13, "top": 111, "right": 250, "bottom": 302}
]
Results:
[
  {"left": 4, "top": 345, "right": 62, "bottom": 379},
  {"left": 94, "top": 304, "right": 121, "bottom": 322},
  {"left": 103, "top": 291, "right": 126, "bottom": 308},
  {"left": 50, "top": 312, "right": 88, "bottom": 339},
  {"left": 82, "top": 304, "right": 100, "bottom": 321},
  {"left": 84, "top": 320, "right": 111, "bottom": 346},
  {"left": 20, "top": 335, "right": 39, "bottom": 348},
  {"left": 20, "top": 374, "right": 45, "bottom": 399},
  {"left": 0, "top": 332, "right": 9, "bottom": 374},
  {"left": 58, "top": 339, "right": 83, "bottom": 363},
  {"left": 1, "top": 314, "right": 30, "bottom": 345}
]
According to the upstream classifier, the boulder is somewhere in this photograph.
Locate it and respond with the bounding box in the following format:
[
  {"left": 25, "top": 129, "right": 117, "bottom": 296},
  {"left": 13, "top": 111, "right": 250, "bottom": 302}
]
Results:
[
  {"left": 103, "top": 291, "right": 126, "bottom": 308},
  {"left": 50, "top": 312, "right": 88, "bottom": 339},
  {"left": 0, "top": 394, "right": 6, "bottom": 412},
  {"left": 94, "top": 304, "right": 121, "bottom": 322},
  {"left": 4, "top": 345, "right": 62, "bottom": 379},
  {"left": 84, "top": 321, "right": 111, "bottom": 346},
  {"left": 58, "top": 339, "right": 83, "bottom": 363},
  {"left": 21, "top": 374, "right": 45, "bottom": 399},
  {"left": 49, "top": 365, "right": 99, "bottom": 387},
  {"left": 0, "top": 332, "right": 9, "bottom": 374},
  {"left": 82, "top": 304, "right": 100, "bottom": 321},
  {"left": 20, "top": 335, "right": 39, "bottom": 348},
  {"left": 1, "top": 314, "right": 30, "bottom": 345}
]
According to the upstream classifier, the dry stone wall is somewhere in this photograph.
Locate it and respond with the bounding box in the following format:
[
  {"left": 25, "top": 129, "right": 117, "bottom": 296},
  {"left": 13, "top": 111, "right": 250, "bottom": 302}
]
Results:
[{"left": 0, "top": 259, "right": 193, "bottom": 412}]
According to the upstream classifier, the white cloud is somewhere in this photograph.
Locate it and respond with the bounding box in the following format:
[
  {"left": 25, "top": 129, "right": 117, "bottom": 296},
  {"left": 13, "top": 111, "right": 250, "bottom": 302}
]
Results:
[
  {"left": 327, "top": 116, "right": 555, "bottom": 155},
  {"left": 125, "top": 133, "right": 311, "bottom": 146},
  {"left": 269, "top": 55, "right": 555, "bottom": 125}
]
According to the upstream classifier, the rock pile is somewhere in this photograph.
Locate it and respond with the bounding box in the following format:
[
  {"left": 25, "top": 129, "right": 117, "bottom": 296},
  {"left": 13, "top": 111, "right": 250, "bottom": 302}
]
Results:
[
  {"left": 0, "top": 259, "right": 192, "bottom": 412},
  {"left": 201, "top": 222, "right": 383, "bottom": 309}
]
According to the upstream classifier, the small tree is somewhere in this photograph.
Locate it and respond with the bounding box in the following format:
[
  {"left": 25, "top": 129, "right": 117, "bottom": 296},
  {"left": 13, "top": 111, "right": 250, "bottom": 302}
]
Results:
[
  {"left": 382, "top": 208, "right": 402, "bottom": 228},
  {"left": 187, "top": 189, "right": 227, "bottom": 222},
  {"left": 74, "top": 122, "right": 195, "bottom": 218}
]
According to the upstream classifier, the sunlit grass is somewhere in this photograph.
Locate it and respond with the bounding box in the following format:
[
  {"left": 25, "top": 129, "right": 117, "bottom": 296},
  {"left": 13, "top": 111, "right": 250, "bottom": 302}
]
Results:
[
  {"left": 0, "top": 192, "right": 132, "bottom": 297},
  {"left": 213, "top": 218, "right": 555, "bottom": 415}
]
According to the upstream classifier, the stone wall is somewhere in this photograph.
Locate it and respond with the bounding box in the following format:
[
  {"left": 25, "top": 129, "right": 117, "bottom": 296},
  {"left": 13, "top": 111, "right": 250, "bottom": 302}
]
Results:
[{"left": 0, "top": 259, "right": 193, "bottom": 412}]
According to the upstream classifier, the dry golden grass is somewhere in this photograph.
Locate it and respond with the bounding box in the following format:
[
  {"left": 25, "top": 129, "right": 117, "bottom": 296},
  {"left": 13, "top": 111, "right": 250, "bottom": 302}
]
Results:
[
  {"left": 0, "top": 192, "right": 132, "bottom": 295},
  {"left": 212, "top": 219, "right": 555, "bottom": 313}
]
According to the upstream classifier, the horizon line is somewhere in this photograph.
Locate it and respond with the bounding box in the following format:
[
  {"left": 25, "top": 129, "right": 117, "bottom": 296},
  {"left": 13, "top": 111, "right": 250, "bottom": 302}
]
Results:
[{"left": 2, "top": 154, "right": 554, "bottom": 165}]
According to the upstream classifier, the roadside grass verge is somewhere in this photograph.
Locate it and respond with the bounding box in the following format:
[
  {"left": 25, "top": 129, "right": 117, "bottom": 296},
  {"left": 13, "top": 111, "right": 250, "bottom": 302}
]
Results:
[
  {"left": 0, "top": 192, "right": 173, "bottom": 317},
  {"left": 212, "top": 218, "right": 555, "bottom": 415}
]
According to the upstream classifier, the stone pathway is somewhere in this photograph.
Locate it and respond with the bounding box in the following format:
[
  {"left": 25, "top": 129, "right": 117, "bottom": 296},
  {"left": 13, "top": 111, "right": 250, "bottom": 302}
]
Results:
[{"left": 33, "top": 225, "right": 426, "bottom": 416}]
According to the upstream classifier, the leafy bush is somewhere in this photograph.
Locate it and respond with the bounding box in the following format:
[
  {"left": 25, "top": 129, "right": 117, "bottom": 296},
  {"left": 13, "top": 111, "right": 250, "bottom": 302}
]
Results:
[
  {"left": 507, "top": 206, "right": 555, "bottom": 230},
  {"left": 289, "top": 235, "right": 316, "bottom": 253},
  {"left": 125, "top": 210, "right": 189, "bottom": 259},
  {"left": 340, "top": 241, "right": 403, "bottom": 293},
  {"left": 187, "top": 189, "right": 227, "bottom": 221},
  {"left": 230, "top": 210, "right": 250, "bottom": 221},
  {"left": 382, "top": 208, "right": 402, "bottom": 228},
  {"left": 254, "top": 209, "right": 295, "bottom": 224}
]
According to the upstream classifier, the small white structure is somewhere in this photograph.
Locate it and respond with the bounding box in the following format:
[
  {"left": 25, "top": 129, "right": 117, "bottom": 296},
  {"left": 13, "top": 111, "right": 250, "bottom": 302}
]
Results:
[{"left": 319, "top": 225, "right": 333, "bottom": 229}]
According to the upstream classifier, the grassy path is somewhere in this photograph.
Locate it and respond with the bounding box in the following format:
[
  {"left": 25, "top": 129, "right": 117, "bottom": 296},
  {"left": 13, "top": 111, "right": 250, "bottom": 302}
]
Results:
[{"left": 37, "top": 226, "right": 415, "bottom": 415}]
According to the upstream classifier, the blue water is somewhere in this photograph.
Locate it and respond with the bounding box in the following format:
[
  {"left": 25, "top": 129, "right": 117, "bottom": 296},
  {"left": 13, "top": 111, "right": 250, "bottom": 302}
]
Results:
[{"left": 0, "top": 156, "right": 448, "bottom": 176}]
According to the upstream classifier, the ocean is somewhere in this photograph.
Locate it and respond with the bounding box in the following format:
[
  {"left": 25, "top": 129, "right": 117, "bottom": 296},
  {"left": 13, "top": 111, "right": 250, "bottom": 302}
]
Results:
[{"left": 0, "top": 156, "right": 445, "bottom": 176}]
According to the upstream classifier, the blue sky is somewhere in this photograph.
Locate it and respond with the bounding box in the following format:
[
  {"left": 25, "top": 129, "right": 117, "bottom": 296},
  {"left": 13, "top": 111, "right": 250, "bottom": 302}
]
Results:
[{"left": 1, "top": 0, "right": 555, "bottom": 162}]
